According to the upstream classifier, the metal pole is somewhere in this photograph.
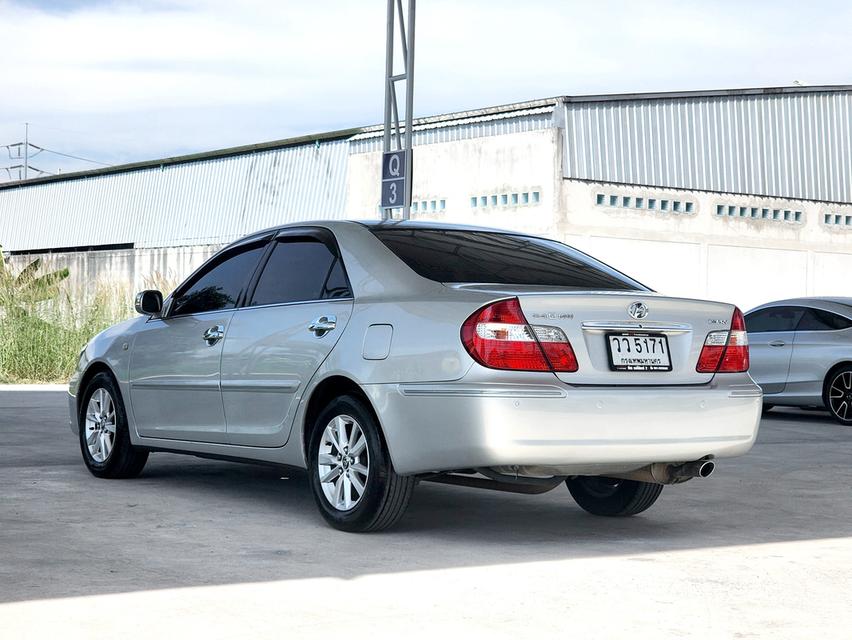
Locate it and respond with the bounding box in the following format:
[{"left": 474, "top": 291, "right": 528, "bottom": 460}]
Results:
[
  {"left": 23, "top": 122, "right": 29, "bottom": 180},
  {"left": 382, "top": 0, "right": 394, "bottom": 161},
  {"left": 381, "top": 0, "right": 415, "bottom": 221},
  {"left": 401, "top": 0, "right": 415, "bottom": 221}
]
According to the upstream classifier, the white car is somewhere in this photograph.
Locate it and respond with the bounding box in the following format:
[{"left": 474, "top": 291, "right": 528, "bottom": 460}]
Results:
[{"left": 69, "top": 221, "right": 762, "bottom": 531}]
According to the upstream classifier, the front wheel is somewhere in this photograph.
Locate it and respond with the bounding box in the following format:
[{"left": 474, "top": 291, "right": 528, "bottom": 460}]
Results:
[
  {"left": 825, "top": 366, "right": 852, "bottom": 425},
  {"left": 79, "top": 372, "right": 149, "bottom": 478},
  {"left": 566, "top": 476, "right": 663, "bottom": 517},
  {"left": 308, "top": 395, "right": 415, "bottom": 532}
]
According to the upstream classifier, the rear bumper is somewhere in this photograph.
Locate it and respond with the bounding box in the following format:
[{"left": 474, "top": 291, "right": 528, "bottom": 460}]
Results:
[{"left": 363, "top": 377, "right": 762, "bottom": 475}]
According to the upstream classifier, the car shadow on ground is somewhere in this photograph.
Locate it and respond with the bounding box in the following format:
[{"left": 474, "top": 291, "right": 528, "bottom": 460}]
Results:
[{"left": 1, "top": 391, "right": 851, "bottom": 603}]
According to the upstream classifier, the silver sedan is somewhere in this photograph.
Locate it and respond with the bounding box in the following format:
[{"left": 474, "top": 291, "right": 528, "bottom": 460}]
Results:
[
  {"left": 746, "top": 297, "right": 852, "bottom": 424},
  {"left": 69, "top": 221, "right": 761, "bottom": 531}
]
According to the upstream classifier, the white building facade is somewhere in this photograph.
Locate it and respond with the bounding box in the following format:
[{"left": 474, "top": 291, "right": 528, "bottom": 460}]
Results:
[{"left": 2, "top": 86, "right": 851, "bottom": 311}]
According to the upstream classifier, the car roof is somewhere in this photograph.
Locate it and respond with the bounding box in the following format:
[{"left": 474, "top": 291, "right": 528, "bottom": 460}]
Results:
[
  {"left": 231, "top": 218, "right": 537, "bottom": 246},
  {"left": 749, "top": 297, "right": 852, "bottom": 317}
]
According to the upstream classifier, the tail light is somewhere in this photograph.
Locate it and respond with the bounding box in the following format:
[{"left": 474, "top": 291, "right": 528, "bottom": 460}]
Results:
[
  {"left": 461, "top": 298, "right": 578, "bottom": 372},
  {"left": 696, "top": 307, "right": 749, "bottom": 373}
]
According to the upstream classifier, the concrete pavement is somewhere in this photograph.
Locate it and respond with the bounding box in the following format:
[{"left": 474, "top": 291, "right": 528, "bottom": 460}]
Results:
[{"left": 1, "top": 389, "right": 850, "bottom": 638}]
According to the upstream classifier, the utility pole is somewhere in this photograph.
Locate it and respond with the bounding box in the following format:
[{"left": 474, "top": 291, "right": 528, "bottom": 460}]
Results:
[
  {"left": 380, "top": 0, "right": 416, "bottom": 220},
  {"left": 1, "top": 125, "right": 52, "bottom": 182},
  {"left": 23, "top": 122, "right": 29, "bottom": 180}
]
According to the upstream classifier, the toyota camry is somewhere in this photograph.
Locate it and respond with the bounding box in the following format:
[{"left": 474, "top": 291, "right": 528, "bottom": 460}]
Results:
[{"left": 69, "top": 221, "right": 762, "bottom": 531}]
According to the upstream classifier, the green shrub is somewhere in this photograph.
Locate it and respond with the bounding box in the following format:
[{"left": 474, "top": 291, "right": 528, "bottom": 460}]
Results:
[
  {"left": 0, "top": 291, "right": 124, "bottom": 383},
  {"left": 0, "top": 248, "right": 132, "bottom": 383}
]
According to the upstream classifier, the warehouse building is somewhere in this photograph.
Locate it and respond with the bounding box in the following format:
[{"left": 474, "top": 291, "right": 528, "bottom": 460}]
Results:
[{"left": 1, "top": 85, "right": 851, "bottom": 311}]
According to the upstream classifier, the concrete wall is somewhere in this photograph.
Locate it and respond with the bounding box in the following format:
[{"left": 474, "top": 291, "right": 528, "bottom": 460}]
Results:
[
  {"left": 8, "top": 244, "right": 220, "bottom": 311},
  {"left": 559, "top": 180, "right": 852, "bottom": 311},
  {"left": 347, "top": 128, "right": 563, "bottom": 237}
]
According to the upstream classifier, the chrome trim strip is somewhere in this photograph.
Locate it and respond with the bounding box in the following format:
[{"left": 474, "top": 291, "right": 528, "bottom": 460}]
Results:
[
  {"left": 399, "top": 384, "right": 567, "bottom": 398},
  {"left": 236, "top": 297, "right": 354, "bottom": 312},
  {"left": 220, "top": 380, "right": 300, "bottom": 393},
  {"left": 131, "top": 379, "right": 219, "bottom": 392},
  {"left": 581, "top": 321, "right": 691, "bottom": 334}
]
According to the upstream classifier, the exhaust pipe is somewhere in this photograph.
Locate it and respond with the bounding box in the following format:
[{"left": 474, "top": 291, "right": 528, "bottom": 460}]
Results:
[
  {"left": 672, "top": 458, "right": 715, "bottom": 480},
  {"left": 610, "top": 457, "right": 715, "bottom": 485}
]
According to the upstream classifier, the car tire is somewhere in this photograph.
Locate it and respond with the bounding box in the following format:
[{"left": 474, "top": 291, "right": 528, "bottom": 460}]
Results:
[
  {"left": 308, "top": 395, "right": 414, "bottom": 532},
  {"left": 78, "top": 372, "right": 149, "bottom": 479},
  {"left": 762, "top": 404, "right": 775, "bottom": 414},
  {"left": 824, "top": 365, "right": 852, "bottom": 425},
  {"left": 566, "top": 476, "right": 663, "bottom": 517}
]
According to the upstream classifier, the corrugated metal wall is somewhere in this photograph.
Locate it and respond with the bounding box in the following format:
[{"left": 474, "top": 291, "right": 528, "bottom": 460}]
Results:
[
  {"left": 3, "top": 89, "right": 850, "bottom": 254},
  {"left": 562, "top": 90, "right": 852, "bottom": 203},
  {"left": 0, "top": 139, "right": 350, "bottom": 251},
  {"left": 348, "top": 106, "right": 555, "bottom": 154}
]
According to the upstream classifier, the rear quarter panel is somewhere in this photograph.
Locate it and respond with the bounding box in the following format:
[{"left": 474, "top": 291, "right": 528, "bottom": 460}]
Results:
[{"left": 785, "top": 328, "right": 852, "bottom": 403}]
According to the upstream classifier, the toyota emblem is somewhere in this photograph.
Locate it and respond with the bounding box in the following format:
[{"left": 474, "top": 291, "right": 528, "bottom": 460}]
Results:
[{"left": 628, "top": 302, "right": 649, "bottom": 320}]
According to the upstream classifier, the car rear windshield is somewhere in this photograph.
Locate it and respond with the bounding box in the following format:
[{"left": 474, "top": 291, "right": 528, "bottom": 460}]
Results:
[{"left": 370, "top": 228, "right": 647, "bottom": 290}]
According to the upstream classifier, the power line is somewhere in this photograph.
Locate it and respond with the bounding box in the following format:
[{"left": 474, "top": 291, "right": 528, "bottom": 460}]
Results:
[
  {"left": 1, "top": 124, "right": 113, "bottom": 181},
  {"left": 33, "top": 145, "right": 112, "bottom": 167}
]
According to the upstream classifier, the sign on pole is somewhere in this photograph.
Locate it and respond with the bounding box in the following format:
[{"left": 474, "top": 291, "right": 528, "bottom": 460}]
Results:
[
  {"left": 381, "top": 0, "right": 415, "bottom": 219},
  {"left": 381, "top": 149, "right": 411, "bottom": 211}
]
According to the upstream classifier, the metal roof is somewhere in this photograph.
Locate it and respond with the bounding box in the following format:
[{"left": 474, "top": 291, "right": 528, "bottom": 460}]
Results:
[
  {"left": 0, "top": 139, "right": 351, "bottom": 250},
  {"left": 2, "top": 85, "right": 851, "bottom": 251},
  {"left": 562, "top": 86, "right": 852, "bottom": 203},
  {"left": 3, "top": 85, "right": 850, "bottom": 191}
]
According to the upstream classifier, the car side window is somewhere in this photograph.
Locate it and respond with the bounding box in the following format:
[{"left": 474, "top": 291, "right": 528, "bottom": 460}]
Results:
[
  {"left": 745, "top": 306, "right": 805, "bottom": 333},
  {"left": 249, "top": 238, "right": 351, "bottom": 307},
  {"left": 796, "top": 308, "right": 852, "bottom": 331},
  {"left": 171, "top": 243, "right": 266, "bottom": 316}
]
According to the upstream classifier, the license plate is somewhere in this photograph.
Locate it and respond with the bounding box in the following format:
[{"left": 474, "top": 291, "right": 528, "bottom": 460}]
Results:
[{"left": 606, "top": 333, "right": 672, "bottom": 371}]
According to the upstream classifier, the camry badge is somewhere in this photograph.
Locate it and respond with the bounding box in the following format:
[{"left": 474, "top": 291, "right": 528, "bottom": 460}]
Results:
[{"left": 628, "top": 302, "right": 649, "bottom": 320}]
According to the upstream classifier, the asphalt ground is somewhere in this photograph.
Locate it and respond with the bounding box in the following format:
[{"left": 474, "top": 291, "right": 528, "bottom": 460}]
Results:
[{"left": 1, "top": 388, "right": 850, "bottom": 638}]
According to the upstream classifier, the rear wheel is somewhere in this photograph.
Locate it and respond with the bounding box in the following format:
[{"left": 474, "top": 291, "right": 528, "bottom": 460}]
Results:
[
  {"left": 566, "top": 476, "right": 663, "bottom": 517},
  {"left": 79, "top": 372, "right": 149, "bottom": 478},
  {"left": 308, "top": 395, "right": 414, "bottom": 532},
  {"left": 825, "top": 366, "right": 852, "bottom": 425}
]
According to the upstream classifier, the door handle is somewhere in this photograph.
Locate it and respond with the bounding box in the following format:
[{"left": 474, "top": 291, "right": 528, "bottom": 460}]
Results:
[
  {"left": 203, "top": 324, "right": 225, "bottom": 346},
  {"left": 768, "top": 340, "right": 786, "bottom": 347},
  {"left": 308, "top": 315, "right": 337, "bottom": 337}
]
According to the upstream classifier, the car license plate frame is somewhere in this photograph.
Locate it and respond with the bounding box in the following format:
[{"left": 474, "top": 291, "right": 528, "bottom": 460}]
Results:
[{"left": 605, "top": 332, "right": 672, "bottom": 372}]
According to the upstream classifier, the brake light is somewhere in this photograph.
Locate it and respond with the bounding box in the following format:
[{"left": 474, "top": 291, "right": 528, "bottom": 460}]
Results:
[
  {"left": 461, "top": 298, "right": 578, "bottom": 372},
  {"left": 696, "top": 307, "right": 749, "bottom": 373}
]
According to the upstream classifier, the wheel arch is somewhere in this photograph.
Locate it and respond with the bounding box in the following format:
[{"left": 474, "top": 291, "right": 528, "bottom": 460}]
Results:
[
  {"left": 301, "top": 375, "right": 389, "bottom": 464},
  {"left": 823, "top": 361, "right": 852, "bottom": 406},
  {"left": 76, "top": 361, "right": 120, "bottom": 418}
]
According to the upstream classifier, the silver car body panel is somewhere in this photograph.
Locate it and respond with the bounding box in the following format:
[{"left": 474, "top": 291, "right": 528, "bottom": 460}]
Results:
[
  {"left": 69, "top": 220, "right": 761, "bottom": 477},
  {"left": 747, "top": 297, "right": 852, "bottom": 407}
]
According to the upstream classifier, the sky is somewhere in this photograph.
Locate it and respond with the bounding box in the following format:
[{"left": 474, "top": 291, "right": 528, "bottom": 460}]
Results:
[{"left": 1, "top": 0, "right": 851, "bottom": 178}]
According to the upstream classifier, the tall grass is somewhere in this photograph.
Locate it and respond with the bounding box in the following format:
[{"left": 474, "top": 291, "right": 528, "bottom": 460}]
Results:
[{"left": 0, "top": 285, "right": 134, "bottom": 383}]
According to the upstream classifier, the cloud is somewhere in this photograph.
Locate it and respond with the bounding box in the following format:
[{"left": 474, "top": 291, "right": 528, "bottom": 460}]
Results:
[{"left": 1, "top": 0, "right": 851, "bottom": 176}]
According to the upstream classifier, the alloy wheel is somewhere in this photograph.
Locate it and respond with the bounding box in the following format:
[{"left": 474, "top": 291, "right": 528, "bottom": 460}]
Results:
[
  {"left": 85, "top": 388, "right": 116, "bottom": 463},
  {"left": 317, "top": 415, "right": 370, "bottom": 511},
  {"left": 828, "top": 371, "right": 852, "bottom": 422}
]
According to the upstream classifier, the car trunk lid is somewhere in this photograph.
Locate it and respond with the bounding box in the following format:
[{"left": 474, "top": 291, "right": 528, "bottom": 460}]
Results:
[{"left": 451, "top": 285, "right": 734, "bottom": 385}]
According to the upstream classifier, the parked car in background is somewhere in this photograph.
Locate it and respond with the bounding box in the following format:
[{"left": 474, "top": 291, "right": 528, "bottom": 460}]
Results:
[
  {"left": 69, "top": 221, "right": 762, "bottom": 532},
  {"left": 745, "top": 297, "right": 852, "bottom": 425}
]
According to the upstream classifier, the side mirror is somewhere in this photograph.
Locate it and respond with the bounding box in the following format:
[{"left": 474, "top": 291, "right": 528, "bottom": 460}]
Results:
[{"left": 135, "top": 290, "right": 163, "bottom": 316}]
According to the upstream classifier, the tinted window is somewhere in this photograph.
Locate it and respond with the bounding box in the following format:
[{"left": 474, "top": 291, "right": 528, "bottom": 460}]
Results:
[
  {"left": 250, "top": 239, "right": 351, "bottom": 306},
  {"left": 796, "top": 308, "right": 852, "bottom": 331},
  {"left": 171, "top": 244, "right": 265, "bottom": 316},
  {"left": 745, "top": 306, "right": 805, "bottom": 333},
  {"left": 370, "top": 228, "right": 645, "bottom": 290}
]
